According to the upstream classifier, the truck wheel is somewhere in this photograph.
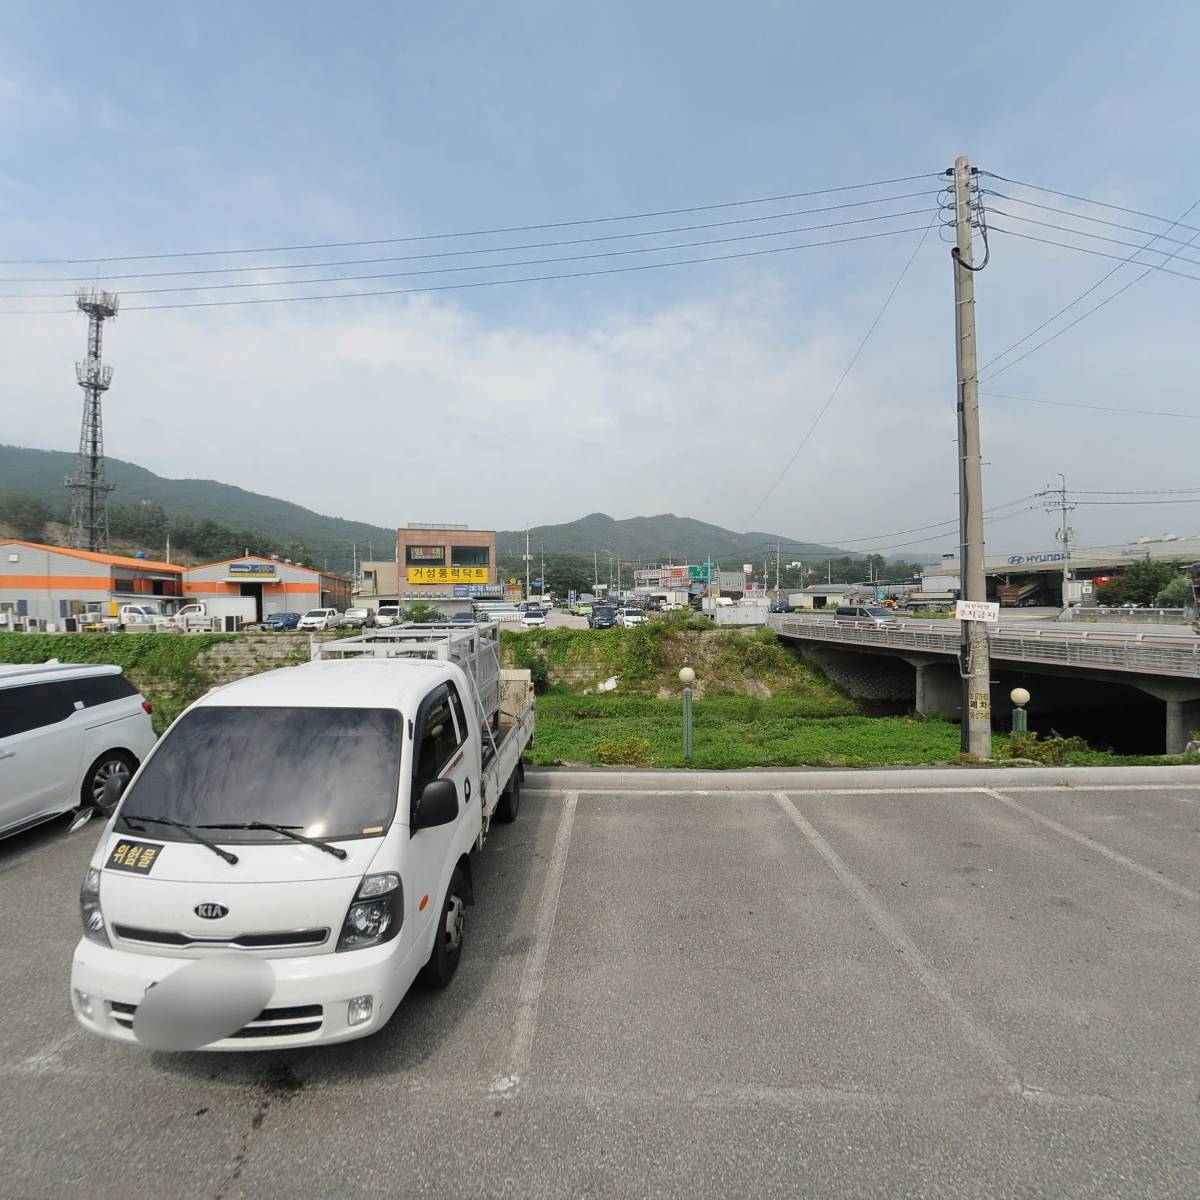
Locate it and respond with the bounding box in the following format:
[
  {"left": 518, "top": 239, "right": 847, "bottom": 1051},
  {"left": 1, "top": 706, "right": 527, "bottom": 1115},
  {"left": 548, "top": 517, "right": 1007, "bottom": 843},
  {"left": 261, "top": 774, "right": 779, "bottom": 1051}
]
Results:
[
  {"left": 81, "top": 750, "right": 136, "bottom": 810},
  {"left": 494, "top": 773, "right": 521, "bottom": 823},
  {"left": 419, "top": 868, "right": 467, "bottom": 988}
]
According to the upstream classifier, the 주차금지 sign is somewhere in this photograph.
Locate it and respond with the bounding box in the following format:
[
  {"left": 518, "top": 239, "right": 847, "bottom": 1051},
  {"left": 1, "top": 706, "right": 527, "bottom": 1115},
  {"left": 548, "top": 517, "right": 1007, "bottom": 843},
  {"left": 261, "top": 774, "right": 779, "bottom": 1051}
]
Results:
[
  {"left": 408, "top": 567, "right": 488, "bottom": 585},
  {"left": 955, "top": 600, "right": 1000, "bottom": 623}
]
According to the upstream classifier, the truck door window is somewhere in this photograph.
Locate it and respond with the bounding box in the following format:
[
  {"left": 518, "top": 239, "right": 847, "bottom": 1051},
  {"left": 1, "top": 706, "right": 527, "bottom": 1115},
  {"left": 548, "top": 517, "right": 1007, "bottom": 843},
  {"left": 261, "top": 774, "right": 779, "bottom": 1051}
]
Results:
[
  {"left": 446, "top": 682, "right": 469, "bottom": 743},
  {"left": 412, "top": 686, "right": 464, "bottom": 798}
]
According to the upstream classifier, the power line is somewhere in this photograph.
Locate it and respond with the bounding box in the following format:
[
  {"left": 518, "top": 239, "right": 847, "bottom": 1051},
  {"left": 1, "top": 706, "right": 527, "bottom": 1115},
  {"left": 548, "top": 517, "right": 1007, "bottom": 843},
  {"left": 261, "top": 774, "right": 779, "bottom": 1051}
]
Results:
[
  {"left": 0, "top": 173, "right": 941, "bottom": 266},
  {"left": 985, "top": 208, "right": 1200, "bottom": 270},
  {"left": 0, "top": 190, "right": 942, "bottom": 285},
  {"left": 981, "top": 389, "right": 1200, "bottom": 421},
  {"left": 986, "top": 226, "right": 1200, "bottom": 285},
  {"left": 1073, "top": 498, "right": 1200, "bottom": 506},
  {"left": 0, "top": 223, "right": 933, "bottom": 315},
  {"left": 1071, "top": 487, "right": 1200, "bottom": 495},
  {"left": 3, "top": 207, "right": 936, "bottom": 300},
  {"left": 743, "top": 212, "right": 939, "bottom": 525},
  {"left": 983, "top": 191, "right": 1200, "bottom": 252},
  {"left": 979, "top": 172, "right": 1200, "bottom": 238},
  {"left": 979, "top": 196, "right": 1200, "bottom": 381}
]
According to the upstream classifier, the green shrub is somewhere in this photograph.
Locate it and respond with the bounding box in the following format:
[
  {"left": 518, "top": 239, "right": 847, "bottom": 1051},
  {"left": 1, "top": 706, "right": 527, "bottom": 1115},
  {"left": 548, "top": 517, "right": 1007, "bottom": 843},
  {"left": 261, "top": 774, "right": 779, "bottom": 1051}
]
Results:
[
  {"left": 997, "top": 730, "right": 1090, "bottom": 765},
  {"left": 593, "top": 736, "right": 652, "bottom": 766}
]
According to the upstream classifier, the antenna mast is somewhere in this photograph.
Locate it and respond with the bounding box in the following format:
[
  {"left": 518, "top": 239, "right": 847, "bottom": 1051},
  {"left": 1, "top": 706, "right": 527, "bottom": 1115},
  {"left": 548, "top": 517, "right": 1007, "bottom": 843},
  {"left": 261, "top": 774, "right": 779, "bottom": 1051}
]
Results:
[{"left": 66, "top": 289, "right": 119, "bottom": 551}]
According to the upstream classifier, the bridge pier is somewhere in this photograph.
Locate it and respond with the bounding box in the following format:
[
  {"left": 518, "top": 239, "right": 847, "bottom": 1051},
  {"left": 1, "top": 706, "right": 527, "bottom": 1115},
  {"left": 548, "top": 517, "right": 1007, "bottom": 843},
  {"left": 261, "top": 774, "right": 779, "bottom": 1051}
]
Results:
[
  {"left": 904, "top": 656, "right": 962, "bottom": 721},
  {"left": 1136, "top": 683, "right": 1200, "bottom": 754}
]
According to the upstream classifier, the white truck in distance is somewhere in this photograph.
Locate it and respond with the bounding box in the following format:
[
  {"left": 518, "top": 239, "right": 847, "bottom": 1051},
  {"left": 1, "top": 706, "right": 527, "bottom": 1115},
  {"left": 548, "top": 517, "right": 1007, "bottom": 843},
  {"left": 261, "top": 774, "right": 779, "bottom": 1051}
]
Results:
[
  {"left": 166, "top": 598, "right": 259, "bottom": 631},
  {"left": 70, "top": 621, "right": 533, "bottom": 1050}
]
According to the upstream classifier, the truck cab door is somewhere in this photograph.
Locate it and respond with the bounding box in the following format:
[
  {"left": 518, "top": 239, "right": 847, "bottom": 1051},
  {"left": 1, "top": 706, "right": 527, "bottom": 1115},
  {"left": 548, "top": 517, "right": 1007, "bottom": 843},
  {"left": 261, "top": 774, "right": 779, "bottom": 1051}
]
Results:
[{"left": 408, "top": 684, "right": 471, "bottom": 946}]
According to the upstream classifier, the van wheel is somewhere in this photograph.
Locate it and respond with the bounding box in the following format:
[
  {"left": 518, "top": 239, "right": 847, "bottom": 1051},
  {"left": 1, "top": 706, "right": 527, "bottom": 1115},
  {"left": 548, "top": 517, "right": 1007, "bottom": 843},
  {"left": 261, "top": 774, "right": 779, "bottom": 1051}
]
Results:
[
  {"left": 81, "top": 750, "right": 136, "bottom": 809},
  {"left": 494, "top": 773, "right": 521, "bottom": 824},
  {"left": 419, "top": 868, "right": 467, "bottom": 988}
]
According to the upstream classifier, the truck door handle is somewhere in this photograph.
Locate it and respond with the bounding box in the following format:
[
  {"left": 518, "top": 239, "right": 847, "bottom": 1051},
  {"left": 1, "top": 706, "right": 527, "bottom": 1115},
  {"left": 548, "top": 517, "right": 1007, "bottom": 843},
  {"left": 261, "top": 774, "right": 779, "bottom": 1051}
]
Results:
[
  {"left": 0, "top": 750, "right": 14, "bottom": 760},
  {"left": 464, "top": 778, "right": 472, "bottom": 802}
]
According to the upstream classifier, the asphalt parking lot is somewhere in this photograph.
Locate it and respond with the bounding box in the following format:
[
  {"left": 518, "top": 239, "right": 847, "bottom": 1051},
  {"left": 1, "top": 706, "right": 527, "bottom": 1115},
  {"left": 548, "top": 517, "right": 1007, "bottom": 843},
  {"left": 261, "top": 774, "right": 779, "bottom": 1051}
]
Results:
[{"left": 2, "top": 779, "right": 1198, "bottom": 1199}]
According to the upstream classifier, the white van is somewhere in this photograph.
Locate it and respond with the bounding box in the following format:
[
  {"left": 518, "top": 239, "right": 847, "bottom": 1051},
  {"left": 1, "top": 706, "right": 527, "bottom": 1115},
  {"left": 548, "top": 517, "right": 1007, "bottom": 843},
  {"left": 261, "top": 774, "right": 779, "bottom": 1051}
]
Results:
[
  {"left": 70, "top": 630, "right": 534, "bottom": 1050},
  {"left": 0, "top": 663, "right": 156, "bottom": 840}
]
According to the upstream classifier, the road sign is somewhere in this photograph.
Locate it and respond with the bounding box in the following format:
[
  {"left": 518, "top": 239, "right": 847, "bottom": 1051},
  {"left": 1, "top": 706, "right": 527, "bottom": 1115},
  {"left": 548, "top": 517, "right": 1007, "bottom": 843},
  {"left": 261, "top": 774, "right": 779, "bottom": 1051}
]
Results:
[{"left": 955, "top": 600, "right": 1000, "bottom": 623}]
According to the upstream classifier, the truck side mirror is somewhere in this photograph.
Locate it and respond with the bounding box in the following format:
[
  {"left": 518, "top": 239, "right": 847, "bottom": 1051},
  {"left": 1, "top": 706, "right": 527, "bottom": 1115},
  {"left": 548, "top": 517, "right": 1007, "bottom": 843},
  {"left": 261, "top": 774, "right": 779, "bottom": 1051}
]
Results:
[
  {"left": 99, "top": 772, "right": 130, "bottom": 815},
  {"left": 414, "top": 778, "right": 458, "bottom": 830}
]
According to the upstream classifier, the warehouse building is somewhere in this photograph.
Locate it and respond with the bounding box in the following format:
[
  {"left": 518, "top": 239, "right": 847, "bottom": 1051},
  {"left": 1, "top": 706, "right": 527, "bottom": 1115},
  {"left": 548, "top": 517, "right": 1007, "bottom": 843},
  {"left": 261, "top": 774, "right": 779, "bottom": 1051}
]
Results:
[
  {"left": 0, "top": 540, "right": 183, "bottom": 629},
  {"left": 183, "top": 555, "right": 350, "bottom": 622}
]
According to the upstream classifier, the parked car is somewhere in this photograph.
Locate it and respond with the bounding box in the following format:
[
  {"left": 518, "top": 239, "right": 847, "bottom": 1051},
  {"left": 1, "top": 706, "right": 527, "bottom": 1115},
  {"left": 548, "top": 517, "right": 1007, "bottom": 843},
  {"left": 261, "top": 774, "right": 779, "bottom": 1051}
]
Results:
[
  {"left": 520, "top": 608, "right": 547, "bottom": 629},
  {"left": 769, "top": 602, "right": 793, "bottom": 614},
  {"left": 297, "top": 608, "right": 340, "bottom": 631},
  {"left": 262, "top": 611, "right": 301, "bottom": 631},
  {"left": 340, "top": 607, "right": 376, "bottom": 630},
  {"left": 572, "top": 603, "right": 593, "bottom": 617},
  {"left": 375, "top": 605, "right": 404, "bottom": 627},
  {"left": 450, "top": 611, "right": 476, "bottom": 624},
  {"left": 588, "top": 605, "right": 617, "bottom": 629},
  {"left": 834, "top": 605, "right": 899, "bottom": 626},
  {"left": 0, "top": 663, "right": 156, "bottom": 840},
  {"left": 616, "top": 607, "right": 645, "bottom": 627}
]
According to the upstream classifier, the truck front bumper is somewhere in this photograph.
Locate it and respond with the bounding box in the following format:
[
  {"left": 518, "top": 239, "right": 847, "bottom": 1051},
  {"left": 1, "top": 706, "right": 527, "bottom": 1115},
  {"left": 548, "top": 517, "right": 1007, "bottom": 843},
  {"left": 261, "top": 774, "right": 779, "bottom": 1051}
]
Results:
[{"left": 70, "top": 936, "right": 424, "bottom": 1050}]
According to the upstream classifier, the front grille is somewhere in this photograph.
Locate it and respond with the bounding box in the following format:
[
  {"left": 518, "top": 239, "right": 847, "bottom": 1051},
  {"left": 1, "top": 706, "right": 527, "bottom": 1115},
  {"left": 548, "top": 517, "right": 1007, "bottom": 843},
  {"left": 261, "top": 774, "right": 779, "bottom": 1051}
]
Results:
[
  {"left": 112, "top": 924, "right": 329, "bottom": 950},
  {"left": 109, "top": 1000, "right": 323, "bottom": 1040}
]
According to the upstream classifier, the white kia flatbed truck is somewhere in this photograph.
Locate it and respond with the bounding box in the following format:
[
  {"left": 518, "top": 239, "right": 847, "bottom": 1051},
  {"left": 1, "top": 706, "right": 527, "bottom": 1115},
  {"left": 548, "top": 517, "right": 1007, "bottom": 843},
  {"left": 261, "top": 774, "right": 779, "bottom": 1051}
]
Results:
[{"left": 70, "top": 621, "right": 533, "bottom": 1050}]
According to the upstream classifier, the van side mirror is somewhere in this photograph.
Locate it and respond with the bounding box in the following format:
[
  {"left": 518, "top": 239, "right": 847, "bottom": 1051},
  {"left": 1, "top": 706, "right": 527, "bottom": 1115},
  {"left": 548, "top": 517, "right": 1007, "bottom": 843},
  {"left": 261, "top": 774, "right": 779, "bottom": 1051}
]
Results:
[
  {"left": 414, "top": 778, "right": 458, "bottom": 830},
  {"left": 99, "top": 772, "right": 130, "bottom": 815}
]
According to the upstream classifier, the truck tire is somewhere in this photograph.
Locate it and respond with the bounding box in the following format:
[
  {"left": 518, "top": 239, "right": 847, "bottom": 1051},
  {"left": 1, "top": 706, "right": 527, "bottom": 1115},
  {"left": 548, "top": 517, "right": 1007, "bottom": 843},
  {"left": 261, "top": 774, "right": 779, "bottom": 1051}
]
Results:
[
  {"left": 494, "top": 772, "right": 521, "bottom": 823},
  {"left": 419, "top": 868, "right": 467, "bottom": 988}
]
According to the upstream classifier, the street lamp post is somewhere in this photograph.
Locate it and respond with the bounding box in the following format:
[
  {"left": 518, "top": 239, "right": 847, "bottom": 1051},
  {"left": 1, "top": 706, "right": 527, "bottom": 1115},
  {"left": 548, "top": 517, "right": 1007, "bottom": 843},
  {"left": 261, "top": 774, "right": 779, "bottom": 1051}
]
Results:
[
  {"left": 1010, "top": 687, "right": 1030, "bottom": 734},
  {"left": 679, "top": 665, "right": 696, "bottom": 762}
]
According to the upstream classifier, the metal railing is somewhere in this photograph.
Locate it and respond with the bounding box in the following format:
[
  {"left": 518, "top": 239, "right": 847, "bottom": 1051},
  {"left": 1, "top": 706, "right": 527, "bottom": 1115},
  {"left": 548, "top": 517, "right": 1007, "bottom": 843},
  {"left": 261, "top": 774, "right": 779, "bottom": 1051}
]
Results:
[{"left": 769, "top": 615, "right": 1200, "bottom": 679}]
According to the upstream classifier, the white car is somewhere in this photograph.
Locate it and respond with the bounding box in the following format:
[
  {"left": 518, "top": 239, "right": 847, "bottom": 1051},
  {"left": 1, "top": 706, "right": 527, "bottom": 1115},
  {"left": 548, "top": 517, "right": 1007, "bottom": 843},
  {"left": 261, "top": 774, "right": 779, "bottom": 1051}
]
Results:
[
  {"left": 0, "top": 663, "right": 156, "bottom": 840},
  {"left": 297, "top": 608, "right": 340, "bottom": 631},
  {"left": 374, "top": 606, "right": 404, "bottom": 628},
  {"left": 616, "top": 608, "right": 646, "bottom": 627},
  {"left": 519, "top": 608, "right": 547, "bottom": 629}
]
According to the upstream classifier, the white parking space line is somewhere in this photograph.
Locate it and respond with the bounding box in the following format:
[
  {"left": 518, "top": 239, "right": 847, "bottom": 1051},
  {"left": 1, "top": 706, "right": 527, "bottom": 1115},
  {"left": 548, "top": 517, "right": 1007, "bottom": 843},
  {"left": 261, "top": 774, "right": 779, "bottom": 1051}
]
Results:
[
  {"left": 491, "top": 790, "right": 578, "bottom": 1098},
  {"left": 772, "top": 792, "right": 1023, "bottom": 1093},
  {"left": 983, "top": 789, "right": 1200, "bottom": 903}
]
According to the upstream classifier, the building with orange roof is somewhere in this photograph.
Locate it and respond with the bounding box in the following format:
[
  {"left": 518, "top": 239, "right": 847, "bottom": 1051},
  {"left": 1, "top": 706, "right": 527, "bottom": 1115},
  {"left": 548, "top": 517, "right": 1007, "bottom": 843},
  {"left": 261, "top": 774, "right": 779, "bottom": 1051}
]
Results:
[
  {"left": 183, "top": 555, "right": 350, "bottom": 622},
  {"left": 0, "top": 540, "right": 184, "bottom": 629}
]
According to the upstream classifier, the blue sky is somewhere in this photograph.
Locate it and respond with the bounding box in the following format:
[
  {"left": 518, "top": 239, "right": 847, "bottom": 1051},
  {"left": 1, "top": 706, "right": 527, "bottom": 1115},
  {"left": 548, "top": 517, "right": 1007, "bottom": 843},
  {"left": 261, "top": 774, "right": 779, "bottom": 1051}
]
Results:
[{"left": 2, "top": 1, "right": 1198, "bottom": 557}]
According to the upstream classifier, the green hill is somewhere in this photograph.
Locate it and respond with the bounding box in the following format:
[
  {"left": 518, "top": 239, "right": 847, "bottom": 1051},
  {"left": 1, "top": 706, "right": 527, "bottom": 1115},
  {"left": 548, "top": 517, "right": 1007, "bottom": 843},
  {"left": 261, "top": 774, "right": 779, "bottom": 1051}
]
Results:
[
  {"left": 0, "top": 444, "right": 393, "bottom": 573},
  {"left": 497, "top": 512, "right": 845, "bottom": 563}
]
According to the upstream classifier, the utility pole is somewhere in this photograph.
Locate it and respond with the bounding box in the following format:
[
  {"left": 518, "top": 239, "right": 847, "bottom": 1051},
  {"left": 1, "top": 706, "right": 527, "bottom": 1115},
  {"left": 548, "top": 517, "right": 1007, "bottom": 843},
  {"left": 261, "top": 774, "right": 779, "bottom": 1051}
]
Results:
[
  {"left": 593, "top": 550, "right": 599, "bottom": 593},
  {"left": 540, "top": 546, "right": 545, "bottom": 602},
  {"left": 524, "top": 528, "right": 531, "bottom": 599},
  {"left": 1053, "top": 474, "right": 1074, "bottom": 607},
  {"left": 775, "top": 544, "right": 781, "bottom": 593},
  {"left": 951, "top": 154, "right": 992, "bottom": 759}
]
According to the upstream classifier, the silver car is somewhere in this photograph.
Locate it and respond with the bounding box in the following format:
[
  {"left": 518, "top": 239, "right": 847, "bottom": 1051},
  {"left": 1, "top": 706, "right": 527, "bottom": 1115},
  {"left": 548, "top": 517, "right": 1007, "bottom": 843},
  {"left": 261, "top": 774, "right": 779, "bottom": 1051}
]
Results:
[{"left": 340, "top": 607, "right": 375, "bottom": 629}]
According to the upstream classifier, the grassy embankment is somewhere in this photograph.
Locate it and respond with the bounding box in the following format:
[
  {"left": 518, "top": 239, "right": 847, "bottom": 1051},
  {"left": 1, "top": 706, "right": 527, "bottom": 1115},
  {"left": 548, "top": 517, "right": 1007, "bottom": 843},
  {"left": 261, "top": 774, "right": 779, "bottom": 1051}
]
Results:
[{"left": 501, "top": 618, "right": 1200, "bottom": 769}]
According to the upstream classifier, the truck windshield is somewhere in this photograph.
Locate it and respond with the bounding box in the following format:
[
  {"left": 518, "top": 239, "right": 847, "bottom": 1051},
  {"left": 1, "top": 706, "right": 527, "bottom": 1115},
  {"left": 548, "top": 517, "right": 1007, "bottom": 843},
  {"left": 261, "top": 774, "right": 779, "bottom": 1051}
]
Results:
[{"left": 115, "top": 705, "right": 402, "bottom": 842}]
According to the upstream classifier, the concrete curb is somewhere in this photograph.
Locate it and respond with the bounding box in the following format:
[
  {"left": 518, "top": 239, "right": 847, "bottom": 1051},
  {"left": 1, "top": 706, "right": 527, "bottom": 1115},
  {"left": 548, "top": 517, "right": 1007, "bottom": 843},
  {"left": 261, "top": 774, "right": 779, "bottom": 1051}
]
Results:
[{"left": 523, "top": 764, "right": 1200, "bottom": 792}]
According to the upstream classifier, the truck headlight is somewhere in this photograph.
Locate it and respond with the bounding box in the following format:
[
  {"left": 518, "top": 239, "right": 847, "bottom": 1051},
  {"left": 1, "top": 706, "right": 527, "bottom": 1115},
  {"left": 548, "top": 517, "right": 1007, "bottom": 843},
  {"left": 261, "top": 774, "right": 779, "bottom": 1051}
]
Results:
[
  {"left": 80, "top": 867, "right": 110, "bottom": 947},
  {"left": 337, "top": 873, "right": 403, "bottom": 952}
]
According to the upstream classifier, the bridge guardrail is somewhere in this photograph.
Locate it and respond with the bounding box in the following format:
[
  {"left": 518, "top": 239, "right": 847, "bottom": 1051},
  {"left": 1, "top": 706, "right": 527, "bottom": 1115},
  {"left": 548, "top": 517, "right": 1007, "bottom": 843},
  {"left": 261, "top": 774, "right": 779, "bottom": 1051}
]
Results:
[{"left": 769, "top": 615, "right": 1200, "bottom": 679}]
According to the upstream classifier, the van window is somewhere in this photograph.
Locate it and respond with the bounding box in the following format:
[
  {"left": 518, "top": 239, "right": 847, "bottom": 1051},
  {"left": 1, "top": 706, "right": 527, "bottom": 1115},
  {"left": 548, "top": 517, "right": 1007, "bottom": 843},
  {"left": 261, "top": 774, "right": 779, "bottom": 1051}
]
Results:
[
  {"left": 0, "top": 682, "right": 75, "bottom": 738},
  {"left": 411, "top": 686, "right": 464, "bottom": 798},
  {"left": 66, "top": 674, "right": 138, "bottom": 708}
]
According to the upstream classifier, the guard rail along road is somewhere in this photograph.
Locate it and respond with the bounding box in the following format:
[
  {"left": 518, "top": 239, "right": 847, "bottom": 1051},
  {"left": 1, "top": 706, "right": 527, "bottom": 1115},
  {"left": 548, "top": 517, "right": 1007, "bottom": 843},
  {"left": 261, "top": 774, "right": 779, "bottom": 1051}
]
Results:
[{"left": 768, "top": 614, "right": 1200, "bottom": 680}]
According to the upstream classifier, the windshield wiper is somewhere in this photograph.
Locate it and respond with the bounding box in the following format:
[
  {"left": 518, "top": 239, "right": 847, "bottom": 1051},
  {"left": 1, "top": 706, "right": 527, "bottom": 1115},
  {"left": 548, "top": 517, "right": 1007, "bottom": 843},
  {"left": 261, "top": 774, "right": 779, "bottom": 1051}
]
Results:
[
  {"left": 121, "top": 814, "right": 239, "bottom": 865},
  {"left": 198, "top": 821, "right": 348, "bottom": 860}
]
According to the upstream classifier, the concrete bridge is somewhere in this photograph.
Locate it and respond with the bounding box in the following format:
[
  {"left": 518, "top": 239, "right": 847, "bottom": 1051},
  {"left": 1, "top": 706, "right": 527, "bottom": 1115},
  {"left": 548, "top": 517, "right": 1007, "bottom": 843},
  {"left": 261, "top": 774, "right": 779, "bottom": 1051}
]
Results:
[{"left": 769, "top": 614, "right": 1200, "bottom": 754}]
